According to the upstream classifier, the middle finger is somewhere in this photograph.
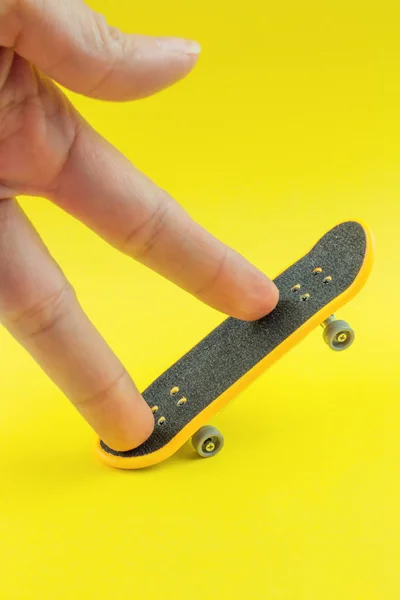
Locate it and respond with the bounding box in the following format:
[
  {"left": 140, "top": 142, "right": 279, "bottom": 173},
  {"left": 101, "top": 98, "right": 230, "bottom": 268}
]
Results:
[{"left": 0, "top": 198, "right": 154, "bottom": 451}]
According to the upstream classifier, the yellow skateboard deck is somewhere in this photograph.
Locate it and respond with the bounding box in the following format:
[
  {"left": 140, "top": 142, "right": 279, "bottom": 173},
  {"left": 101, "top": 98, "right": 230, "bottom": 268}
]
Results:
[{"left": 97, "top": 220, "right": 374, "bottom": 469}]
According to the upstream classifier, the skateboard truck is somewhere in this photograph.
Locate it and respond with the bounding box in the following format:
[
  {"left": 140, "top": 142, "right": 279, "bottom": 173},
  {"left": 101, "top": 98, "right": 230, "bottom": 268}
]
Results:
[{"left": 321, "top": 315, "right": 355, "bottom": 351}]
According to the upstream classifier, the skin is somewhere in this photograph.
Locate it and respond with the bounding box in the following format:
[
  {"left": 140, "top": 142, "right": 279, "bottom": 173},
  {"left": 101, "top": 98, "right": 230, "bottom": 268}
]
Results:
[{"left": 0, "top": 0, "right": 279, "bottom": 451}]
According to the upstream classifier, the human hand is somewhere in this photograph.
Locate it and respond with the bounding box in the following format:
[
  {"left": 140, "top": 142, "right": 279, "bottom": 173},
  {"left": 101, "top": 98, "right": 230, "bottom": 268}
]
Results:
[{"left": 0, "top": 0, "right": 278, "bottom": 451}]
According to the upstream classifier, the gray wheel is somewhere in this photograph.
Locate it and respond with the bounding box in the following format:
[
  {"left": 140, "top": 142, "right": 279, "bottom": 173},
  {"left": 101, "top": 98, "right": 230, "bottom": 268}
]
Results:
[
  {"left": 323, "top": 319, "right": 355, "bottom": 351},
  {"left": 191, "top": 426, "right": 224, "bottom": 458}
]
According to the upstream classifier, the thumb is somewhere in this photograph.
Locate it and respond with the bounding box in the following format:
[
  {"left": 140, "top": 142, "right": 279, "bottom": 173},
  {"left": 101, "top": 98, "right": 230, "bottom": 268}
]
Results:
[{"left": 1, "top": 0, "right": 200, "bottom": 100}]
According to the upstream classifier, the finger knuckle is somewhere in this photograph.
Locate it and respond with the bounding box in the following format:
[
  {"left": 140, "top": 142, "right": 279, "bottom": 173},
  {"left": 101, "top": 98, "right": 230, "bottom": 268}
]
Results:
[
  {"left": 74, "top": 370, "right": 127, "bottom": 410},
  {"left": 0, "top": 0, "right": 17, "bottom": 27},
  {"left": 92, "top": 10, "right": 126, "bottom": 59},
  {"left": 82, "top": 12, "right": 126, "bottom": 96},
  {"left": 195, "top": 246, "right": 229, "bottom": 299},
  {"left": 8, "top": 283, "right": 76, "bottom": 340},
  {"left": 0, "top": 0, "right": 26, "bottom": 48},
  {"left": 122, "top": 191, "right": 175, "bottom": 260}
]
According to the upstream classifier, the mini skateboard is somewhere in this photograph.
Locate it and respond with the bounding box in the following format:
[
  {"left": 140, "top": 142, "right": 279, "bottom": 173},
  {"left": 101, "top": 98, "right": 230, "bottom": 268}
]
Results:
[{"left": 97, "top": 220, "right": 374, "bottom": 469}]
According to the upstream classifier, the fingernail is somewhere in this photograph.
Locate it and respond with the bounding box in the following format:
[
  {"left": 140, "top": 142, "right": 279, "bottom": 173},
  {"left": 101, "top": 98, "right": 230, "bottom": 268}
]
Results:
[{"left": 156, "top": 37, "right": 201, "bottom": 56}]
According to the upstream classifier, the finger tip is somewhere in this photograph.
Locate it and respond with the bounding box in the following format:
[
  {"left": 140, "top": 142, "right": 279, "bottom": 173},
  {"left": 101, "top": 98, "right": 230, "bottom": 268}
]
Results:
[
  {"left": 242, "top": 284, "right": 279, "bottom": 321},
  {"left": 154, "top": 36, "right": 201, "bottom": 56},
  {"left": 123, "top": 51, "right": 199, "bottom": 101},
  {"left": 230, "top": 275, "right": 279, "bottom": 322},
  {"left": 101, "top": 402, "right": 155, "bottom": 453},
  {"left": 183, "top": 41, "right": 202, "bottom": 57}
]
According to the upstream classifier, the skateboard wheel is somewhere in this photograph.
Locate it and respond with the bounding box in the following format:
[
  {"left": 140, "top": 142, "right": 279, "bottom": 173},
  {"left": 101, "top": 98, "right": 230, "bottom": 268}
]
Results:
[
  {"left": 323, "top": 319, "right": 355, "bottom": 351},
  {"left": 191, "top": 426, "right": 224, "bottom": 458}
]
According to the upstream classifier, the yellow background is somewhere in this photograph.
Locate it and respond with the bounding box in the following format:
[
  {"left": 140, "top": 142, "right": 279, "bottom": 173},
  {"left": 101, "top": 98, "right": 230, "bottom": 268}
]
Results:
[{"left": 1, "top": 1, "right": 399, "bottom": 598}]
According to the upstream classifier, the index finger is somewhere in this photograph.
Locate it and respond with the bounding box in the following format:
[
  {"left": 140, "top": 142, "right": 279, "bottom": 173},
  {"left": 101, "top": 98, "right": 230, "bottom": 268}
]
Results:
[{"left": 50, "top": 113, "right": 279, "bottom": 322}]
